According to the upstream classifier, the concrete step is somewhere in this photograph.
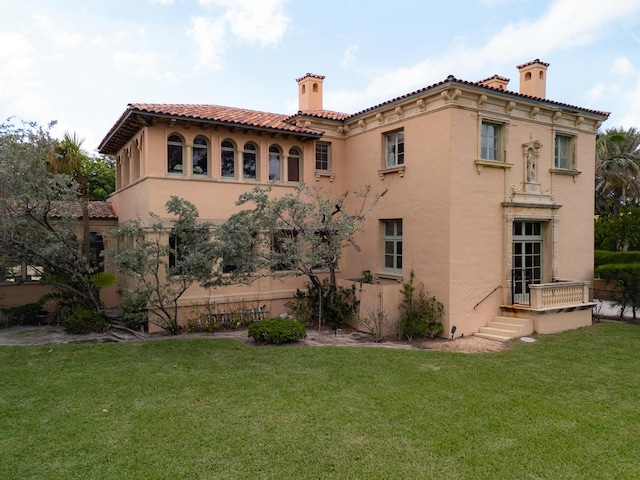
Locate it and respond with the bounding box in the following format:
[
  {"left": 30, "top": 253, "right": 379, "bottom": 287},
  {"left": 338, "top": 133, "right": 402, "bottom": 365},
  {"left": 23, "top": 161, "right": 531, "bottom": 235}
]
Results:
[
  {"left": 473, "top": 332, "right": 513, "bottom": 342},
  {"left": 491, "top": 316, "right": 534, "bottom": 335}
]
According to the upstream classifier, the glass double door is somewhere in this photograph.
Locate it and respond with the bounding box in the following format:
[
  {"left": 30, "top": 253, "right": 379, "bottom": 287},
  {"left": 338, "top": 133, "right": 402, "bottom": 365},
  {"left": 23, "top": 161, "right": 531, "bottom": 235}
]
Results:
[{"left": 512, "top": 221, "right": 542, "bottom": 305}]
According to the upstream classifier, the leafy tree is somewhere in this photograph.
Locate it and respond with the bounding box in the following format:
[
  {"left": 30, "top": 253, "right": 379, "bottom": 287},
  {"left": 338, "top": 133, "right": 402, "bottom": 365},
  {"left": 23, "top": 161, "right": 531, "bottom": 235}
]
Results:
[
  {"left": 82, "top": 155, "right": 115, "bottom": 201},
  {"left": 0, "top": 119, "right": 107, "bottom": 313},
  {"left": 595, "top": 127, "right": 640, "bottom": 215},
  {"left": 114, "top": 197, "right": 219, "bottom": 335},
  {"left": 594, "top": 207, "right": 640, "bottom": 251},
  {"left": 49, "top": 132, "right": 91, "bottom": 255},
  {"left": 217, "top": 183, "right": 382, "bottom": 327}
]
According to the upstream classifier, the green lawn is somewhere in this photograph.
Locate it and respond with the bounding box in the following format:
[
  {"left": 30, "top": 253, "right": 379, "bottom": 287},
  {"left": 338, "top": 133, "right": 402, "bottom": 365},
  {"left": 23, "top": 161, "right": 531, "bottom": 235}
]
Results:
[{"left": 1, "top": 323, "right": 639, "bottom": 479}]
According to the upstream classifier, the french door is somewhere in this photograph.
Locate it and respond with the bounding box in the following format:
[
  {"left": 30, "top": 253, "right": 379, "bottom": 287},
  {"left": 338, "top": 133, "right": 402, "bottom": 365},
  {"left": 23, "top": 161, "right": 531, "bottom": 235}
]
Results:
[{"left": 512, "top": 221, "right": 543, "bottom": 305}]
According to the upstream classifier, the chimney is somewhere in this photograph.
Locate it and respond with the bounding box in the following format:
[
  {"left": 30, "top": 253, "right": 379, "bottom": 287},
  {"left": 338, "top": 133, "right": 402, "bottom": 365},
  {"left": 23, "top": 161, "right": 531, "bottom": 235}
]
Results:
[
  {"left": 517, "top": 59, "right": 549, "bottom": 99},
  {"left": 296, "top": 73, "right": 325, "bottom": 111},
  {"left": 478, "top": 75, "right": 510, "bottom": 91}
]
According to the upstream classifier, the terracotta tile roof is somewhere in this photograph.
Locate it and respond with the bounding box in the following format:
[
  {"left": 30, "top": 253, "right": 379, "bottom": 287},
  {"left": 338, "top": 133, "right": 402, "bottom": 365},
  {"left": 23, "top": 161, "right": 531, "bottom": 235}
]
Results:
[
  {"left": 50, "top": 202, "right": 118, "bottom": 220},
  {"left": 99, "top": 104, "right": 323, "bottom": 155},
  {"left": 296, "top": 73, "right": 325, "bottom": 82},
  {"left": 348, "top": 76, "right": 610, "bottom": 120},
  {"left": 478, "top": 74, "right": 510, "bottom": 84},
  {"left": 100, "top": 71, "right": 609, "bottom": 154},
  {"left": 517, "top": 58, "right": 550, "bottom": 69},
  {"left": 286, "top": 109, "right": 351, "bottom": 122}
]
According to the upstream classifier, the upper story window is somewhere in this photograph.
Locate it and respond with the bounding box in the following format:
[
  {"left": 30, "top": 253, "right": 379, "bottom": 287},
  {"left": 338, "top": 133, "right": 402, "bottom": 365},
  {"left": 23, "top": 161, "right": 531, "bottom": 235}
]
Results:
[
  {"left": 481, "top": 121, "right": 503, "bottom": 162},
  {"left": 269, "top": 145, "right": 282, "bottom": 181},
  {"left": 385, "top": 130, "right": 405, "bottom": 167},
  {"left": 315, "top": 142, "right": 330, "bottom": 171},
  {"left": 555, "top": 134, "right": 574, "bottom": 170},
  {"left": 221, "top": 140, "right": 235, "bottom": 178},
  {"left": 192, "top": 136, "right": 208, "bottom": 175},
  {"left": 243, "top": 142, "right": 257, "bottom": 179},
  {"left": 287, "top": 147, "right": 301, "bottom": 182},
  {"left": 382, "top": 219, "right": 403, "bottom": 273},
  {"left": 167, "top": 134, "right": 184, "bottom": 174}
]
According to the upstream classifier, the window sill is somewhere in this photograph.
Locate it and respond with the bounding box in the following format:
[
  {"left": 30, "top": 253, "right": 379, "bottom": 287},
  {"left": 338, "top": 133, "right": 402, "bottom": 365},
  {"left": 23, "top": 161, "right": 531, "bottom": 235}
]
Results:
[
  {"left": 378, "top": 165, "right": 405, "bottom": 180},
  {"left": 315, "top": 170, "right": 335, "bottom": 182},
  {"left": 550, "top": 168, "right": 581, "bottom": 176},
  {"left": 475, "top": 160, "right": 513, "bottom": 173}
]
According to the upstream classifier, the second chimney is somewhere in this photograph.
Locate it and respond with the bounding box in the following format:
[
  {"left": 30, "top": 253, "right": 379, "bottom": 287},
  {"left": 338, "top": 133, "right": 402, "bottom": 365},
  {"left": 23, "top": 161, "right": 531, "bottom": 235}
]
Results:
[
  {"left": 517, "top": 59, "right": 549, "bottom": 99},
  {"left": 296, "top": 73, "right": 325, "bottom": 111}
]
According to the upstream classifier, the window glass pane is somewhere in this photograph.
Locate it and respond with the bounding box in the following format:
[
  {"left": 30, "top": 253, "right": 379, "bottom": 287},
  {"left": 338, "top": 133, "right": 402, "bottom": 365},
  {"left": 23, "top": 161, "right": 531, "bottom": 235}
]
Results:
[
  {"left": 385, "top": 255, "right": 394, "bottom": 269},
  {"left": 385, "top": 241, "right": 394, "bottom": 255},
  {"left": 396, "top": 241, "right": 403, "bottom": 255},
  {"left": 385, "top": 222, "right": 394, "bottom": 236},
  {"left": 396, "top": 220, "right": 402, "bottom": 236},
  {"left": 316, "top": 143, "right": 329, "bottom": 170},
  {"left": 243, "top": 143, "right": 257, "bottom": 179},
  {"left": 221, "top": 145, "right": 235, "bottom": 177},
  {"left": 193, "top": 144, "right": 208, "bottom": 175},
  {"left": 167, "top": 144, "right": 183, "bottom": 173},
  {"left": 269, "top": 146, "right": 281, "bottom": 181}
]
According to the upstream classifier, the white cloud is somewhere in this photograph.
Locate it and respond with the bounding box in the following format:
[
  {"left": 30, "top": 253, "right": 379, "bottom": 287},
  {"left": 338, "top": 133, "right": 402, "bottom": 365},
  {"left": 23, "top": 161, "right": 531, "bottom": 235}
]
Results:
[
  {"left": 195, "top": 0, "right": 289, "bottom": 47},
  {"left": 327, "top": 0, "right": 640, "bottom": 113},
  {"left": 112, "top": 51, "right": 182, "bottom": 85},
  {"left": 186, "top": 16, "right": 227, "bottom": 71},
  {"left": 34, "top": 14, "right": 82, "bottom": 49},
  {"left": 340, "top": 45, "right": 359, "bottom": 69},
  {"left": 147, "top": 0, "right": 175, "bottom": 4},
  {"left": 585, "top": 82, "right": 606, "bottom": 104},
  {"left": 612, "top": 57, "right": 636, "bottom": 77}
]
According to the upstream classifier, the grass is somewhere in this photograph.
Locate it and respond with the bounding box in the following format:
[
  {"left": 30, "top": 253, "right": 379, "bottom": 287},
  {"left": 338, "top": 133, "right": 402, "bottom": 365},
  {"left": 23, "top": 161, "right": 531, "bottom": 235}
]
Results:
[{"left": 1, "top": 323, "right": 639, "bottom": 479}]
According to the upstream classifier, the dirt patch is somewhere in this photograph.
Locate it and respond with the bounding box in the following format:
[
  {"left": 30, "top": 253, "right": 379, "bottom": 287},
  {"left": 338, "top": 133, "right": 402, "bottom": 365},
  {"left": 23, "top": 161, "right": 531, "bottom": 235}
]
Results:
[{"left": 0, "top": 325, "right": 510, "bottom": 353}]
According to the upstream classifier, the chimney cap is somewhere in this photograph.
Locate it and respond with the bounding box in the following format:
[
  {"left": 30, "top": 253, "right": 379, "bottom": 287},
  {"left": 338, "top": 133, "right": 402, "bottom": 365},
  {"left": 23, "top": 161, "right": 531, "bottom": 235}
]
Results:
[
  {"left": 517, "top": 59, "right": 550, "bottom": 70},
  {"left": 296, "top": 73, "right": 325, "bottom": 83}
]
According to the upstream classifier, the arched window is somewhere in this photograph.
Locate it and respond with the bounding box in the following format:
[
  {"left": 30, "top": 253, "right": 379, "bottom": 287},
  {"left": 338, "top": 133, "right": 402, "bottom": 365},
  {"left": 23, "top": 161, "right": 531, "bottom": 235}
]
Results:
[
  {"left": 243, "top": 142, "right": 257, "bottom": 179},
  {"left": 287, "top": 147, "right": 301, "bottom": 182},
  {"left": 167, "top": 135, "right": 184, "bottom": 174},
  {"left": 221, "top": 140, "right": 235, "bottom": 178},
  {"left": 192, "top": 136, "right": 208, "bottom": 175},
  {"left": 89, "top": 232, "right": 105, "bottom": 272},
  {"left": 269, "top": 145, "right": 281, "bottom": 181}
]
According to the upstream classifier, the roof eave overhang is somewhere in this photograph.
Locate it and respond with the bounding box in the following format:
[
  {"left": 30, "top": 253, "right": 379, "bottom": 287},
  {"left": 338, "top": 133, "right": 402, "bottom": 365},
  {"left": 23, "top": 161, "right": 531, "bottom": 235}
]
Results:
[{"left": 99, "top": 109, "right": 323, "bottom": 155}]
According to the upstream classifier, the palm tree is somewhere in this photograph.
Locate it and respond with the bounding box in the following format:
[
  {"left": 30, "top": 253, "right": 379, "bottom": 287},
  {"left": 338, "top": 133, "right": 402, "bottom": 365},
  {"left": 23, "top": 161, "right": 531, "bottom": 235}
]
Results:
[
  {"left": 595, "top": 127, "right": 640, "bottom": 215},
  {"left": 48, "top": 132, "right": 91, "bottom": 256}
]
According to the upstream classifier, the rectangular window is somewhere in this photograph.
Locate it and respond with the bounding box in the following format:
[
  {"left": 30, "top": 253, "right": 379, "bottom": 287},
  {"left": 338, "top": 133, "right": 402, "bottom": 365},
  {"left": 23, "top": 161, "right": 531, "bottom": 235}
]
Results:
[
  {"left": 315, "top": 142, "right": 330, "bottom": 171},
  {"left": 382, "top": 219, "right": 402, "bottom": 273},
  {"left": 555, "top": 134, "right": 573, "bottom": 170},
  {"left": 385, "top": 130, "right": 405, "bottom": 167},
  {"left": 481, "top": 121, "right": 503, "bottom": 161}
]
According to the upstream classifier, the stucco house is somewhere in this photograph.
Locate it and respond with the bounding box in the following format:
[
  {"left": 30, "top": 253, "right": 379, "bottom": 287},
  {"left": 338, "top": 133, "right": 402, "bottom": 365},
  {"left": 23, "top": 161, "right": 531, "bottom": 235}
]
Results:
[{"left": 98, "top": 59, "right": 609, "bottom": 339}]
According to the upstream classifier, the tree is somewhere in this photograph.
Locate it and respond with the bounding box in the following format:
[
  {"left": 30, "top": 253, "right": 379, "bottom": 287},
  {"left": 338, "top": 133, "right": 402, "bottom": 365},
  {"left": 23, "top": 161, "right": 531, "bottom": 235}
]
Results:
[
  {"left": 0, "top": 119, "right": 107, "bottom": 313},
  {"left": 114, "top": 197, "right": 219, "bottom": 334},
  {"left": 595, "top": 127, "right": 640, "bottom": 215},
  {"left": 82, "top": 154, "right": 115, "bottom": 201},
  {"left": 217, "top": 183, "right": 382, "bottom": 327},
  {"left": 49, "top": 132, "right": 91, "bottom": 255},
  {"left": 594, "top": 207, "right": 640, "bottom": 252}
]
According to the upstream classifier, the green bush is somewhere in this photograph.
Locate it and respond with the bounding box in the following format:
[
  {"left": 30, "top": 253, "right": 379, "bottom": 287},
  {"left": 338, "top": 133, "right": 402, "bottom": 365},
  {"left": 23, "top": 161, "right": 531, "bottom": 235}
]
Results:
[
  {"left": 63, "top": 309, "right": 107, "bottom": 334},
  {"left": 399, "top": 270, "right": 444, "bottom": 340},
  {"left": 595, "top": 250, "right": 640, "bottom": 268},
  {"left": 285, "top": 280, "right": 358, "bottom": 330},
  {"left": 1, "top": 303, "right": 47, "bottom": 327},
  {"left": 121, "top": 291, "right": 149, "bottom": 331},
  {"left": 248, "top": 317, "right": 306, "bottom": 344}
]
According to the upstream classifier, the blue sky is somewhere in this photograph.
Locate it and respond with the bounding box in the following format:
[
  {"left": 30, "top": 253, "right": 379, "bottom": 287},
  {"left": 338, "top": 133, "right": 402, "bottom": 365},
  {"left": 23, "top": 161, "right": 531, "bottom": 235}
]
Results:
[{"left": 1, "top": 0, "right": 639, "bottom": 153}]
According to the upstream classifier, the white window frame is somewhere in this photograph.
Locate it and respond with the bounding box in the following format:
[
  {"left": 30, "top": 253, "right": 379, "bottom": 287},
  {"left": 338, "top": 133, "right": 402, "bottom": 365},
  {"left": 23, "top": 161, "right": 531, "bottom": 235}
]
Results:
[
  {"left": 554, "top": 133, "right": 575, "bottom": 170},
  {"left": 382, "top": 219, "right": 402, "bottom": 273},
  {"left": 480, "top": 120, "right": 504, "bottom": 162},
  {"left": 385, "top": 130, "right": 405, "bottom": 167},
  {"left": 315, "top": 142, "right": 331, "bottom": 171}
]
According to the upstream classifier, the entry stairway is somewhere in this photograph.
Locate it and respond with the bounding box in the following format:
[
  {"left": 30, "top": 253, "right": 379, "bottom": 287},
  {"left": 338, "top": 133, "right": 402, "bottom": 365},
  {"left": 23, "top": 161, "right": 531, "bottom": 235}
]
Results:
[{"left": 475, "top": 316, "right": 534, "bottom": 342}]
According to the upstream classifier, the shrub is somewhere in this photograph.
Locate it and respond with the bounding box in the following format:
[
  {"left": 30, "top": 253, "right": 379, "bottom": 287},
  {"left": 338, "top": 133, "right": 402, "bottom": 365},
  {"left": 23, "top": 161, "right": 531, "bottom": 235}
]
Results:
[
  {"left": 121, "top": 291, "right": 150, "bottom": 331},
  {"left": 63, "top": 309, "right": 107, "bottom": 334},
  {"left": 399, "top": 270, "right": 444, "bottom": 340},
  {"left": 1, "top": 303, "right": 47, "bottom": 327},
  {"left": 248, "top": 317, "right": 307, "bottom": 344},
  {"left": 285, "top": 280, "right": 358, "bottom": 330}
]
